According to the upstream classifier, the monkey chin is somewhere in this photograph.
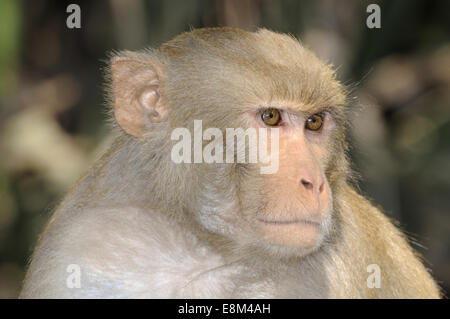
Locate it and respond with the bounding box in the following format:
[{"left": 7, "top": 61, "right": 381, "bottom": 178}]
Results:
[{"left": 254, "top": 218, "right": 330, "bottom": 258}]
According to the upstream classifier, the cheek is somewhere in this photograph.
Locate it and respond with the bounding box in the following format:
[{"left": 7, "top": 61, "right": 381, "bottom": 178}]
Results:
[
  {"left": 252, "top": 141, "right": 333, "bottom": 247},
  {"left": 258, "top": 143, "right": 304, "bottom": 204},
  {"left": 309, "top": 143, "right": 327, "bottom": 163}
]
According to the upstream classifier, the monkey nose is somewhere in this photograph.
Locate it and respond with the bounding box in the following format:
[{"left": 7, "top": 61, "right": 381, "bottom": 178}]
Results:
[
  {"left": 300, "top": 178, "right": 325, "bottom": 194},
  {"left": 301, "top": 178, "right": 313, "bottom": 190}
]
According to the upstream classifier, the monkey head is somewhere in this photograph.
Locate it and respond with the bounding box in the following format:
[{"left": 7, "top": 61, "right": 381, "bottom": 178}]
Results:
[{"left": 109, "top": 28, "right": 349, "bottom": 258}]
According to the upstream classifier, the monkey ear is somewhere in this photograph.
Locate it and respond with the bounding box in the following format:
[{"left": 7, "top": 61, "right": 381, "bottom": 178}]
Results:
[{"left": 110, "top": 55, "right": 168, "bottom": 137}]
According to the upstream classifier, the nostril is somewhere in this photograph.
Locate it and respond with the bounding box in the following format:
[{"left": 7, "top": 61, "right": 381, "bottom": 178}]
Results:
[
  {"left": 301, "top": 179, "right": 313, "bottom": 190},
  {"left": 319, "top": 182, "right": 324, "bottom": 193}
]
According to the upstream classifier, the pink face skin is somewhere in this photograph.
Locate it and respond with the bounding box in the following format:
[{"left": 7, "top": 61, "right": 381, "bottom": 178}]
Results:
[{"left": 250, "top": 107, "right": 335, "bottom": 250}]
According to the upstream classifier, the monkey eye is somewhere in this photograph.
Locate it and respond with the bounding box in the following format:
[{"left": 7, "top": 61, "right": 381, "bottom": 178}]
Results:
[
  {"left": 305, "top": 113, "right": 324, "bottom": 131},
  {"left": 261, "top": 108, "right": 281, "bottom": 126}
]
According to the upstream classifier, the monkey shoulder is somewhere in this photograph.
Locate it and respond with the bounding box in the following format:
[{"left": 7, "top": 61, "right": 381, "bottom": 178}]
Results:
[
  {"left": 336, "top": 186, "right": 441, "bottom": 298},
  {"left": 22, "top": 206, "right": 242, "bottom": 298}
]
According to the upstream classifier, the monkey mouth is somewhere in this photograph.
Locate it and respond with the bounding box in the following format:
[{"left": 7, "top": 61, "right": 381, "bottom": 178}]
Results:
[
  {"left": 256, "top": 217, "right": 324, "bottom": 248},
  {"left": 257, "top": 218, "right": 321, "bottom": 227}
]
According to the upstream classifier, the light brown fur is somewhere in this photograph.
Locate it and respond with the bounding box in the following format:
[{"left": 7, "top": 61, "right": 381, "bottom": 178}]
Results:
[{"left": 20, "top": 28, "right": 440, "bottom": 298}]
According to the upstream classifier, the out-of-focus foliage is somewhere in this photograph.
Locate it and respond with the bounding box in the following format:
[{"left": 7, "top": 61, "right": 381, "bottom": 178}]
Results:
[{"left": 0, "top": 0, "right": 449, "bottom": 298}]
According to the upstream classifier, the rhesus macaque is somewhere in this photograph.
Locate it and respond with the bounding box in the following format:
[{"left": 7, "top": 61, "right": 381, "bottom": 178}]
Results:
[{"left": 21, "top": 28, "right": 441, "bottom": 298}]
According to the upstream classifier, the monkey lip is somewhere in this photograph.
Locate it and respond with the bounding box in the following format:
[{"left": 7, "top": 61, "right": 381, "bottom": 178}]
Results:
[{"left": 257, "top": 218, "right": 321, "bottom": 227}]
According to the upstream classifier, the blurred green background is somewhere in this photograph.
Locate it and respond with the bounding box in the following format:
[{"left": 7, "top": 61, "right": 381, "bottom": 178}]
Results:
[{"left": 0, "top": 0, "right": 449, "bottom": 298}]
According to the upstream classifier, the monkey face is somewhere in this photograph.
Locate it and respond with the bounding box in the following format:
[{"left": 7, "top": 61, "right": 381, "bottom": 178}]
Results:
[{"left": 219, "top": 107, "right": 337, "bottom": 257}]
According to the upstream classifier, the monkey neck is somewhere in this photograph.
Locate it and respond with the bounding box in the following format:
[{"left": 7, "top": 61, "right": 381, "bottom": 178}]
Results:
[{"left": 66, "top": 130, "right": 184, "bottom": 214}]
